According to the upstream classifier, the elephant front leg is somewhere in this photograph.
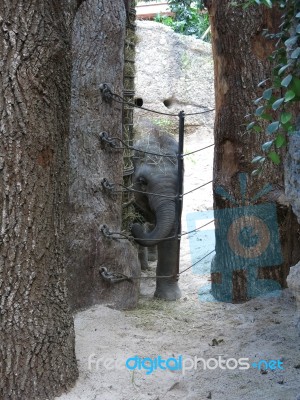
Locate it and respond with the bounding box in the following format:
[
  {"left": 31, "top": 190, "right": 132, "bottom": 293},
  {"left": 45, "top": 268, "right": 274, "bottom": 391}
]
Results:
[{"left": 154, "top": 239, "right": 182, "bottom": 301}]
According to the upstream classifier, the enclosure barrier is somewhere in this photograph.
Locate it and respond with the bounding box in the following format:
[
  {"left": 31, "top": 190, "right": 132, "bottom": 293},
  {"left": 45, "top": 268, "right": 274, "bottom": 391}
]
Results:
[{"left": 98, "top": 84, "right": 215, "bottom": 283}]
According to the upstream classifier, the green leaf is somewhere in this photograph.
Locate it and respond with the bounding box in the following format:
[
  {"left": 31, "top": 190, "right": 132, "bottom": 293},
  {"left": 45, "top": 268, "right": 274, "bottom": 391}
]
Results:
[
  {"left": 255, "top": 106, "right": 265, "bottom": 116},
  {"left": 266, "top": 94, "right": 276, "bottom": 106},
  {"left": 262, "top": 88, "right": 273, "bottom": 100},
  {"left": 272, "top": 98, "right": 284, "bottom": 110},
  {"left": 251, "top": 168, "right": 262, "bottom": 176},
  {"left": 246, "top": 121, "right": 256, "bottom": 130},
  {"left": 262, "top": 140, "right": 273, "bottom": 151},
  {"left": 280, "top": 112, "right": 292, "bottom": 124},
  {"left": 261, "top": 113, "right": 272, "bottom": 121},
  {"left": 273, "top": 74, "right": 281, "bottom": 88},
  {"left": 252, "top": 155, "right": 265, "bottom": 164},
  {"left": 275, "top": 134, "right": 286, "bottom": 148},
  {"left": 284, "top": 36, "right": 298, "bottom": 47},
  {"left": 257, "top": 79, "right": 269, "bottom": 87},
  {"left": 291, "top": 77, "right": 300, "bottom": 97},
  {"left": 253, "top": 125, "right": 262, "bottom": 133},
  {"left": 267, "top": 121, "right": 280, "bottom": 134},
  {"left": 278, "top": 64, "right": 290, "bottom": 75},
  {"left": 262, "top": 0, "right": 272, "bottom": 7},
  {"left": 268, "top": 151, "right": 281, "bottom": 165},
  {"left": 297, "top": 24, "right": 300, "bottom": 34},
  {"left": 291, "top": 47, "right": 300, "bottom": 59},
  {"left": 254, "top": 97, "right": 263, "bottom": 105},
  {"left": 281, "top": 74, "right": 292, "bottom": 88},
  {"left": 284, "top": 90, "right": 296, "bottom": 102},
  {"left": 282, "top": 121, "right": 293, "bottom": 132}
]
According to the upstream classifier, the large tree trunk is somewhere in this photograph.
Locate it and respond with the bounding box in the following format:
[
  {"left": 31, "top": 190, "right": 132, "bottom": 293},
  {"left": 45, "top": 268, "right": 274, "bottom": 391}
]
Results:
[
  {"left": 0, "top": 1, "right": 78, "bottom": 398},
  {"left": 206, "top": 0, "right": 300, "bottom": 302},
  {"left": 68, "top": 0, "right": 140, "bottom": 311}
]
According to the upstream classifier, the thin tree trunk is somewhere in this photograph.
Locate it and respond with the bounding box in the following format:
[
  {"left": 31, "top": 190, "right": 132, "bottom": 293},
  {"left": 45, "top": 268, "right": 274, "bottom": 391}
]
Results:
[
  {"left": 0, "top": 1, "right": 78, "bottom": 398},
  {"left": 206, "top": 0, "right": 300, "bottom": 302}
]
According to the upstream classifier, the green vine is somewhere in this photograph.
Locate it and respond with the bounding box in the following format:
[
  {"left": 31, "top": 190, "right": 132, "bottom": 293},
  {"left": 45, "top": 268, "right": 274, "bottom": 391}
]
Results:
[{"left": 245, "top": 0, "right": 300, "bottom": 175}]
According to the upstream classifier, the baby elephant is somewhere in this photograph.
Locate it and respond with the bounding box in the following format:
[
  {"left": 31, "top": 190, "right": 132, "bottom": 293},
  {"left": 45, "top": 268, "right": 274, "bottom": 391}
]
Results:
[{"left": 131, "top": 124, "right": 182, "bottom": 301}]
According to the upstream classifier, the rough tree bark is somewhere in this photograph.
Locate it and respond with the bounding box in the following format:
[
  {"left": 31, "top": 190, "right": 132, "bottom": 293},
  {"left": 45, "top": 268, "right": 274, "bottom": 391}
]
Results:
[
  {"left": 206, "top": 0, "right": 300, "bottom": 302},
  {"left": 0, "top": 1, "right": 78, "bottom": 399},
  {"left": 68, "top": 0, "right": 140, "bottom": 311}
]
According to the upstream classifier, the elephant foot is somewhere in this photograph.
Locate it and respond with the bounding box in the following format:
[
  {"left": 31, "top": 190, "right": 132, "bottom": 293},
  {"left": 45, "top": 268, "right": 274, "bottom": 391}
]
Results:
[{"left": 154, "top": 279, "right": 181, "bottom": 301}]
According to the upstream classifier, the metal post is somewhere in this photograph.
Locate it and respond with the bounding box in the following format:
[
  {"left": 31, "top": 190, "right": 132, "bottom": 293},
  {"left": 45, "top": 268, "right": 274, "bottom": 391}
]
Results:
[{"left": 176, "top": 111, "right": 185, "bottom": 279}]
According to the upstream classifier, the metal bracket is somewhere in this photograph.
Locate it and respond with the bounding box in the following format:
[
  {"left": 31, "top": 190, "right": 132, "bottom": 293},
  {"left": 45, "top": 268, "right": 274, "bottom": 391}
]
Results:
[
  {"left": 101, "top": 178, "right": 115, "bottom": 192},
  {"left": 99, "top": 83, "right": 113, "bottom": 104},
  {"left": 99, "top": 267, "right": 132, "bottom": 284},
  {"left": 100, "top": 224, "right": 111, "bottom": 238},
  {"left": 99, "top": 131, "right": 118, "bottom": 148}
]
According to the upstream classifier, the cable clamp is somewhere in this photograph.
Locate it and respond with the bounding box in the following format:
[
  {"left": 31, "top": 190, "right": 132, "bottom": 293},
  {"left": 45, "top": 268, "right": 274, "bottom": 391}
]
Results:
[{"left": 99, "top": 267, "right": 132, "bottom": 284}]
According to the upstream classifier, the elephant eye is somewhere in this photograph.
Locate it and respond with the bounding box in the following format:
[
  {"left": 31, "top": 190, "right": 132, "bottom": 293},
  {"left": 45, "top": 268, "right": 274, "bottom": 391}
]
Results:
[
  {"left": 137, "top": 176, "right": 148, "bottom": 191},
  {"left": 138, "top": 177, "right": 147, "bottom": 186}
]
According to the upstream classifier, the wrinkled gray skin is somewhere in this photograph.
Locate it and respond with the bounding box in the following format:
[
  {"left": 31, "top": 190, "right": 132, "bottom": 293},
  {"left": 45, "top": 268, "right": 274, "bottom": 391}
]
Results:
[{"left": 131, "top": 125, "right": 181, "bottom": 301}]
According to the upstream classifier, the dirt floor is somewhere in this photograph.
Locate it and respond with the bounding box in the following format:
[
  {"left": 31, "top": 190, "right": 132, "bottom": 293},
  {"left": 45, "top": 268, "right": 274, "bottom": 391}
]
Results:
[{"left": 57, "top": 127, "right": 300, "bottom": 400}]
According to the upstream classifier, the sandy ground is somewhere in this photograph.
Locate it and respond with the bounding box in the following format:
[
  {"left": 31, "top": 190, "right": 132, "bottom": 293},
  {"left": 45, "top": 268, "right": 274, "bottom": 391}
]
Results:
[{"left": 56, "top": 126, "right": 300, "bottom": 400}]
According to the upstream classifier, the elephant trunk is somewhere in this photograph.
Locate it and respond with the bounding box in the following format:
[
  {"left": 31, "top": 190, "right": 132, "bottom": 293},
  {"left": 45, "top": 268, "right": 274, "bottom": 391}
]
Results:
[{"left": 132, "top": 199, "right": 177, "bottom": 247}]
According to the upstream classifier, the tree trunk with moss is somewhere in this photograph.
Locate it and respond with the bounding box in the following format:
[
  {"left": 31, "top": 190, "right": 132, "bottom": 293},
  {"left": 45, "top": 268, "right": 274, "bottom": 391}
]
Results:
[
  {"left": 206, "top": 0, "right": 300, "bottom": 302},
  {"left": 0, "top": 1, "right": 79, "bottom": 398}
]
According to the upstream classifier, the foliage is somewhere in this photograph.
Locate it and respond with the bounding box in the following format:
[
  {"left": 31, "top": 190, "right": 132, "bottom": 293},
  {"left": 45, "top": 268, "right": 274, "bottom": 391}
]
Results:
[
  {"left": 243, "top": 0, "right": 274, "bottom": 8},
  {"left": 245, "top": 0, "right": 300, "bottom": 174},
  {"left": 154, "top": 1, "right": 210, "bottom": 41}
]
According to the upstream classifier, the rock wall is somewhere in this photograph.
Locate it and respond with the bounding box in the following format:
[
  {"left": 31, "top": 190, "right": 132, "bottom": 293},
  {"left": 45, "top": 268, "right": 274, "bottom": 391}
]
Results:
[
  {"left": 285, "top": 132, "right": 300, "bottom": 333},
  {"left": 285, "top": 133, "right": 300, "bottom": 223},
  {"left": 134, "top": 21, "right": 214, "bottom": 129}
]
